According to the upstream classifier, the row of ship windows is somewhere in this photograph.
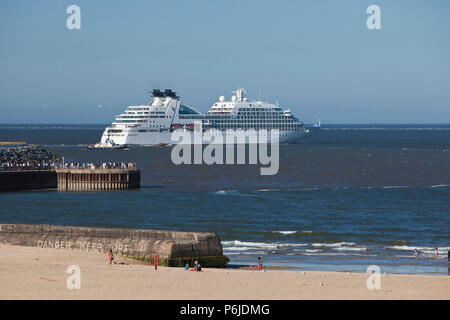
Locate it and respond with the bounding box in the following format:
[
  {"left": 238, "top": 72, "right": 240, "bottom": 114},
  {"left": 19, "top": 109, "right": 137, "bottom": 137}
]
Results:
[
  {"left": 118, "top": 115, "right": 169, "bottom": 119},
  {"left": 238, "top": 112, "right": 285, "bottom": 116},
  {"left": 135, "top": 126, "right": 300, "bottom": 133},
  {"left": 179, "top": 115, "right": 293, "bottom": 120},
  {"left": 118, "top": 116, "right": 295, "bottom": 122},
  {"left": 139, "top": 124, "right": 301, "bottom": 130},
  {"left": 206, "top": 119, "right": 297, "bottom": 123},
  {"left": 126, "top": 109, "right": 166, "bottom": 114},
  {"left": 239, "top": 107, "right": 283, "bottom": 111},
  {"left": 115, "top": 120, "right": 298, "bottom": 125},
  {"left": 208, "top": 124, "right": 302, "bottom": 128}
]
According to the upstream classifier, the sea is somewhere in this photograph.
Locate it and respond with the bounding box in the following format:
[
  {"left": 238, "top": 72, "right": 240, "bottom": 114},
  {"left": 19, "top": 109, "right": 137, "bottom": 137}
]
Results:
[{"left": 0, "top": 124, "right": 449, "bottom": 275}]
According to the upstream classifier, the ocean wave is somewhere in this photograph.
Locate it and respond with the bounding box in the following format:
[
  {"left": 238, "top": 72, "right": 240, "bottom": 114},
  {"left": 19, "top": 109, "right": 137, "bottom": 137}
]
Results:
[
  {"left": 334, "top": 246, "right": 368, "bottom": 252},
  {"left": 380, "top": 186, "right": 408, "bottom": 189},
  {"left": 272, "top": 231, "right": 297, "bottom": 235},
  {"left": 222, "top": 240, "right": 307, "bottom": 251},
  {"left": 256, "top": 188, "right": 319, "bottom": 192},
  {"left": 215, "top": 190, "right": 234, "bottom": 194},
  {"left": 271, "top": 230, "right": 314, "bottom": 235},
  {"left": 386, "top": 245, "right": 450, "bottom": 256},
  {"left": 299, "top": 252, "right": 350, "bottom": 256},
  {"left": 213, "top": 190, "right": 253, "bottom": 197},
  {"left": 428, "top": 184, "right": 449, "bottom": 188},
  {"left": 223, "top": 251, "right": 266, "bottom": 255},
  {"left": 312, "top": 242, "right": 356, "bottom": 248}
]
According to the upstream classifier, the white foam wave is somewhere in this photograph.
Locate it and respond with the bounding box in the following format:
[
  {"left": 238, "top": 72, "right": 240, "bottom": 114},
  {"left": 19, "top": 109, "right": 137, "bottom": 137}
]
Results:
[
  {"left": 334, "top": 246, "right": 368, "bottom": 252},
  {"left": 215, "top": 190, "right": 233, "bottom": 194},
  {"left": 386, "top": 245, "right": 450, "bottom": 256},
  {"left": 272, "top": 231, "right": 297, "bottom": 235},
  {"left": 381, "top": 186, "right": 408, "bottom": 189},
  {"left": 312, "top": 242, "right": 356, "bottom": 248},
  {"left": 222, "top": 240, "right": 307, "bottom": 251}
]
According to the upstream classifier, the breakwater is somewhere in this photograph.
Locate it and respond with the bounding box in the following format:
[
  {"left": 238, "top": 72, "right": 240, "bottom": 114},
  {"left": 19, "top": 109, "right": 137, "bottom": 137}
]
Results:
[
  {"left": 0, "top": 169, "right": 57, "bottom": 192},
  {"left": 0, "top": 168, "right": 141, "bottom": 192},
  {"left": 0, "top": 223, "right": 228, "bottom": 267},
  {"left": 0, "top": 144, "right": 59, "bottom": 167}
]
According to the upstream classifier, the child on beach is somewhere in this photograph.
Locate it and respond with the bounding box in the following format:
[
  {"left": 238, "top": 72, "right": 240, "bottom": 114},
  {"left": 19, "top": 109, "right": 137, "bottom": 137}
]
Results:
[
  {"left": 414, "top": 249, "right": 418, "bottom": 258},
  {"left": 257, "top": 257, "right": 264, "bottom": 271},
  {"left": 108, "top": 250, "right": 114, "bottom": 264},
  {"left": 184, "top": 264, "right": 189, "bottom": 271}
]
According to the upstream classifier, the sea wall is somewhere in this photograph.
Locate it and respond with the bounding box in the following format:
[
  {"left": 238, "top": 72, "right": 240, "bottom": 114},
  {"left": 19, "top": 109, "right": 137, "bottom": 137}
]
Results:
[
  {"left": 0, "top": 224, "right": 228, "bottom": 267},
  {"left": 56, "top": 168, "right": 140, "bottom": 191},
  {"left": 0, "top": 168, "right": 141, "bottom": 192},
  {"left": 0, "top": 170, "right": 57, "bottom": 192}
]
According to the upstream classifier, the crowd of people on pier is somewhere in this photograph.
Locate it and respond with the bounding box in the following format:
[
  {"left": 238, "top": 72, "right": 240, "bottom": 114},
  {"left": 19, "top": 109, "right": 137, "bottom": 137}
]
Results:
[
  {"left": 0, "top": 161, "right": 58, "bottom": 170},
  {"left": 1, "top": 161, "right": 138, "bottom": 171},
  {"left": 57, "top": 162, "right": 137, "bottom": 170}
]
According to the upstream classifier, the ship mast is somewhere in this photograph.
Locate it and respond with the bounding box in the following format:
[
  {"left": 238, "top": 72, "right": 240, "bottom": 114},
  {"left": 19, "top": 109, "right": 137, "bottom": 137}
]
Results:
[{"left": 233, "top": 88, "right": 246, "bottom": 102}]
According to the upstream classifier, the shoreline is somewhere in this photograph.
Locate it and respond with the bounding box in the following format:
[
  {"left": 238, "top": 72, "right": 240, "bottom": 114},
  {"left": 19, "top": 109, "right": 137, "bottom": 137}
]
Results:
[{"left": 1, "top": 245, "right": 448, "bottom": 300}]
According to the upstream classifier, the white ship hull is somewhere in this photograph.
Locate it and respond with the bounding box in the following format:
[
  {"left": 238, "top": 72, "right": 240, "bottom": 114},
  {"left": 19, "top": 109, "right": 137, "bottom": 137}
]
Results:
[{"left": 101, "top": 128, "right": 307, "bottom": 145}]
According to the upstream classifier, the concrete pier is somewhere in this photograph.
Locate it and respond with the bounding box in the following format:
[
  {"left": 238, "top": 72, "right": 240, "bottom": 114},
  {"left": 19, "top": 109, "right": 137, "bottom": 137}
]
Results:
[
  {"left": 0, "top": 223, "right": 228, "bottom": 267},
  {"left": 56, "top": 168, "right": 140, "bottom": 191}
]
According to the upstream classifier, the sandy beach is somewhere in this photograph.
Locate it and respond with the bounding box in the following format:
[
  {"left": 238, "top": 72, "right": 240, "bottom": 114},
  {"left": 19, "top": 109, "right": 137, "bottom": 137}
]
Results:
[{"left": 0, "top": 245, "right": 448, "bottom": 300}]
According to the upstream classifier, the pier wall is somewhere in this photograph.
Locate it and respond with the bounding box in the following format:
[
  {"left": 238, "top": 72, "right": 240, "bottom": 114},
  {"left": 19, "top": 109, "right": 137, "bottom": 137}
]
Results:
[
  {"left": 56, "top": 169, "right": 140, "bottom": 191},
  {"left": 0, "top": 170, "right": 57, "bottom": 192},
  {"left": 0, "top": 168, "right": 140, "bottom": 192},
  {"left": 0, "top": 224, "right": 227, "bottom": 267}
]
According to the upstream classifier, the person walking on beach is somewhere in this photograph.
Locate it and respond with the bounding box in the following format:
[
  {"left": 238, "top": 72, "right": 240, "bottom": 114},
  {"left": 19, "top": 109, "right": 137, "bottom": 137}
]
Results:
[
  {"left": 414, "top": 248, "right": 418, "bottom": 258},
  {"left": 108, "top": 250, "right": 114, "bottom": 264},
  {"left": 435, "top": 247, "right": 439, "bottom": 257}
]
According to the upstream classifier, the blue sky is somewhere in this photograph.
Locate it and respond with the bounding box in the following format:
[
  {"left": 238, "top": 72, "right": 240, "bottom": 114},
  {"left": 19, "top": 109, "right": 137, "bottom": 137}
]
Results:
[{"left": 0, "top": 0, "right": 449, "bottom": 124}]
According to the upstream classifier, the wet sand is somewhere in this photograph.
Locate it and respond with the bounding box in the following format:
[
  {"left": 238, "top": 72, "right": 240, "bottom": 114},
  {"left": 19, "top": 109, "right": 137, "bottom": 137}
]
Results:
[{"left": 0, "top": 245, "right": 448, "bottom": 300}]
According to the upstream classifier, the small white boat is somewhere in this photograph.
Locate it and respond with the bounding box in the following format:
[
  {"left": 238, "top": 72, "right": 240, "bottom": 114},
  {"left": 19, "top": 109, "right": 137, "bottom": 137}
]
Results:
[
  {"left": 87, "top": 139, "right": 128, "bottom": 150},
  {"left": 306, "top": 119, "right": 321, "bottom": 133}
]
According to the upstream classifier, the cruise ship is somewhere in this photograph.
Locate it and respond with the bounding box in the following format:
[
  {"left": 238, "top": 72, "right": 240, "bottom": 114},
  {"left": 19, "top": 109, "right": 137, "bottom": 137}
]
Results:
[{"left": 100, "top": 88, "right": 308, "bottom": 145}]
